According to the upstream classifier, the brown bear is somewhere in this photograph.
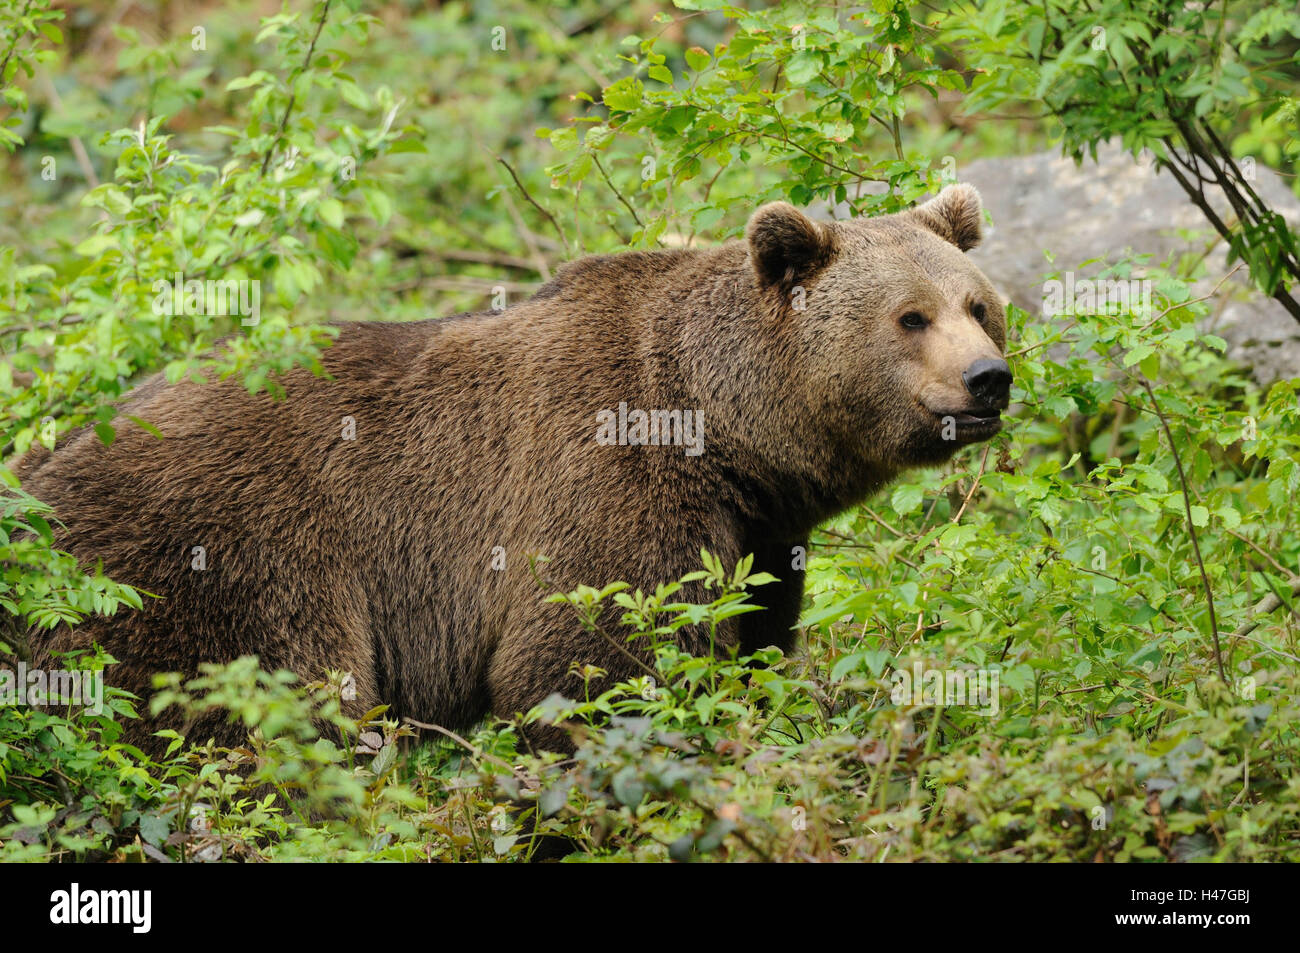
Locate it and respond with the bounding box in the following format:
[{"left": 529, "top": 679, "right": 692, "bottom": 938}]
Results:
[{"left": 13, "top": 184, "right": 1010, "bottom": 753}]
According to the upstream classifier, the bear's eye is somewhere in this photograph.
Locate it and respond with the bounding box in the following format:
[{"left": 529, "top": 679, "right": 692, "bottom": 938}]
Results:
[
  {"left": 971, "top": 302, "right": 988, "bottom": 324},
  {"left": 899, "top": 311, "right": 928, "bottom": 330}
]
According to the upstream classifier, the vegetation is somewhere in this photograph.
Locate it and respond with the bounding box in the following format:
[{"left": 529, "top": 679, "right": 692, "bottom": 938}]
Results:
[{"left": 1, "top": 0, "right": 1298, "bottom": 861}]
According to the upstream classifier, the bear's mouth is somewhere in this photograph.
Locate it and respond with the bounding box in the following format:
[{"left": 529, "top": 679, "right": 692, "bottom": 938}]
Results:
[{"left": 920, "top": 402, "right": 1004, "bottom": 440}]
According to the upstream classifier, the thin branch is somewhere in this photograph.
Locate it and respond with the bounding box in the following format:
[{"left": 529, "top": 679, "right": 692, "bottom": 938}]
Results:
[
  {"left": 39, "top": 72, "right": 98, "bottom": 187},
  {"left": 1228, "top": 577, "right": 1300, "bottom": 645},
  {"left": 1162, "top": 144, "right": 1300, "bottom": 324},
  {"left": 403, "top": 718, "right": 533, "bottom": 781},
  {"left": 260, "top": 0, "right": 333, "bottom": 176},
  {"left": 1236, "top": 632, "right": 1300, "bottom": 666},
  {"left": 395, "top": 276, "right": 540, "bottom": 295},
  {"left": 1136, "top": 263, "right": 1244, "bottom": 333},
  {"left": 858, "top": 505, "right": 908, "bottom": 539},
  {"left": 1138, "top": 376, "right": 1225, "bottom": 681},
  {"left": 485, "top": 152, "right": 553, "bottom": 281},
  {"left": 496, "top": 156, "right": 571, "bottom": 257},
  {"left": 1226, "top": 528, "right": 1294, "bottom": 579},
  {"left": 950, "top": 445, "right": 992, "bottom": 525},
  {"left": 592, "top": 154, "right": 645, "bottom": 229}
]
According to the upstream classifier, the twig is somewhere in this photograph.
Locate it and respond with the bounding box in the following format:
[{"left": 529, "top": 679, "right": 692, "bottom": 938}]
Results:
[
  {"left": 403, "top": 718, "right": 531, "bottom": 781},
  {"left": 1228, "top": 577, "right": 1300, "bottom": 645},
  {"left": 747, "top": 124, "right": 886, "bottom": 184},
  {"left": 39, "top": 72, "right": 98, "bottom": 187},
  {"left": 1136, "top": 263, "right": 1243, "bottom": 333},
  {"left": 1161, "top": 141, "right": 1300, "bottom": 324},
  {"left": 950, "top": 445, "right": 991, "bottom": 524},
  {"left": 1138, "top": 377, "right": 1225, "bottom": 681},
  {"left": 536, "top": 7, "right": 610, "bottom": 87},
  {"left": 1236, "top": 632, "right": 1300, "bottom": 665},
  {"left": 1005, "top": 321, "right": 1077, "bottom": 359},
  {"left": 486, "top": 155, "right": 553, "bottom": 281},
  {"left": 592, "top": 154, "right": 645, "bottom": 229},
  {"left": 1226, "top": 528, "right": 1294, "bottom": 579},
  {"left": 496, "top": 156, "right": 571, "bottom": 257},
  {"left": 858, "top": 505, "right": 908, "bottom": 539},
  {"left": 432, "top": 248, "right": 541, "bottom": 271},
  {"left": 260, "top": 0, "right": 333, "bottom": 175},
  {"left": 400, "top": 276, "right": 540, "bottom": 295}
]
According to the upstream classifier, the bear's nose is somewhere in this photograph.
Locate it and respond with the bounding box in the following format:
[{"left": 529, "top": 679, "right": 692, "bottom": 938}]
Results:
[{"left": 962, "top": 357, "right": 1012, "bottom": 407}]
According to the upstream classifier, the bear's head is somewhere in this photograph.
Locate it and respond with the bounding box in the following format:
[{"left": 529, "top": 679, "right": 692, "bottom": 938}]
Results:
[{"left": 747, "top": 184, "right": 1010, "bottom": 469}]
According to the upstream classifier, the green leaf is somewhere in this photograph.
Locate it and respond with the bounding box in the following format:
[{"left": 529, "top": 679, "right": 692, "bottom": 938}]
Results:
[
  {"left": 785, "top": 50, "right": 822, "bottom": 85},
  {"left": 126, "top": 415, "right": 163, "bottom": 439},
  {"left": 73, "top": 234, "right": 118, "bottom": 257},
  {"left": 317, "top": 198, "right": 345, "bottom": 228},
  {"left": 684, "top": 47, "right": 710, "bottom": 72},
  {"left": 891, "top": 483, "right": 924, "bottom": 516},
  {"left": 137, "top": 812, "right": 170, "bottom": 848},
  {"left": 603, "top": 77, "right": 644, "bottom": 112}
]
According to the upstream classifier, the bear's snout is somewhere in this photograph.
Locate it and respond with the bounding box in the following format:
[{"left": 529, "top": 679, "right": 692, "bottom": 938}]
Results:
[{"left": 961, "top": 357, "right": 1012, "bottom": 409}]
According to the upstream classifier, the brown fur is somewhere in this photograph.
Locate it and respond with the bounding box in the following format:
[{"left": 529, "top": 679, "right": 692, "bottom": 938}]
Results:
[{"left": 14, "top": 185, "right": 1009, "bottom": 753}]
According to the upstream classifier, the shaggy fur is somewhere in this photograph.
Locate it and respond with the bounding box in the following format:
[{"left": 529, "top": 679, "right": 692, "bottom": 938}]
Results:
[{"left": 15, "top": 185, "right": 1009, "bottom": 752}]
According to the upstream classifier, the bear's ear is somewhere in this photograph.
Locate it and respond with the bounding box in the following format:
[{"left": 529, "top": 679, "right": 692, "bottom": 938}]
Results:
[
  {"left": 904, "top": 184, "right": 984, "bottom": 251},
  {"left": 746, "top": 202, "right": 834, "bottom": 290}
]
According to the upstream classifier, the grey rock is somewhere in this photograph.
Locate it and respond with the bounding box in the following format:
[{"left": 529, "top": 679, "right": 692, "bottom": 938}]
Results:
[{"left": 959, "top": 143, "right": 1300, "bottom": 383}]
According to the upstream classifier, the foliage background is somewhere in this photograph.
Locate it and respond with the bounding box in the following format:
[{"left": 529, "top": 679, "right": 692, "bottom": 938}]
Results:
[{"left": 1, "top": 0, "right": 1298, "bottom": 861}]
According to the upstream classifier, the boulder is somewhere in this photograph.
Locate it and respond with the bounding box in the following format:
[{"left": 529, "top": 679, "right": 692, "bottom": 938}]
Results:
[{"left": 959, "top": 143, "right": 1300, "bottom": 383}]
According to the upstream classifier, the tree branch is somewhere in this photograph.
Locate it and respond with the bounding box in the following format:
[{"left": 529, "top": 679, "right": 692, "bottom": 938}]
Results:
[
  {"left": 1138, "top": 377, "right": 1225, "bottom": 681},
  {"left": 260, "top": 0, "right": 333, "bottom": 176}
]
